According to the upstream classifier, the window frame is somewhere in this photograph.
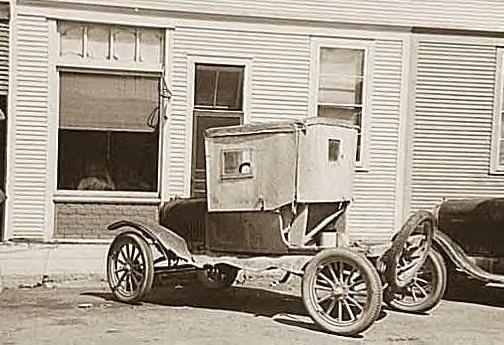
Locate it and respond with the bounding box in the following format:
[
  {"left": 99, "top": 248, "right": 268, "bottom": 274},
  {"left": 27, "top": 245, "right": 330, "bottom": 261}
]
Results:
[
  {"left": 220, "top": 148, "right": 254, "bottom": 180},
  {"left": 491, "top": 48, "right": 504, "bottom": 174},
  {"left": 54, "top": 67, "right": 163, "bottom": 198},
  {"left": 310, "top": 38, "right": 374, "bottom": 170}
]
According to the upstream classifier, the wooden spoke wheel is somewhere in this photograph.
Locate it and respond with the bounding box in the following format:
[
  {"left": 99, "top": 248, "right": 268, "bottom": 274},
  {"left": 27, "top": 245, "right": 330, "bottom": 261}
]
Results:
[
  {"left": 385, "top": 249, "right": 447, "bottom": 313},
  {"left": 385, "top": 210, "right": 434, "bottom": 289},
  {"left": 302, "top": 248, "right": 383, "bottom": 336},
  {"left": 197, "top": 264, "right": 239, "bottom": 290},
  {"left": 107, "top": 232, "right": 154, "bottom": 303}
]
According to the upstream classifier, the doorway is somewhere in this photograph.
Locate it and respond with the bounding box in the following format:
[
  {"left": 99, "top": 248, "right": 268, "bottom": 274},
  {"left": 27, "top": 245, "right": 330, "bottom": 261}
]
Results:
[{"left": 190, "top": 63, "right": 245, "bottom": 197}]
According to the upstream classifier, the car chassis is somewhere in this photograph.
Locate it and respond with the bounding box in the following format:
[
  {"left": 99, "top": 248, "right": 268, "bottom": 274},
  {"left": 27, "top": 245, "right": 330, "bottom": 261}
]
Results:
[{"left": 106, "top": 119, "right": 442, "bottom": 336}]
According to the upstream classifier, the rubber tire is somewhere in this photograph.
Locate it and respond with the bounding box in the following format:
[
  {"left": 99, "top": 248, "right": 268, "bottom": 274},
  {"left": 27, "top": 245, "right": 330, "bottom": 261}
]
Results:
[
  {"left": 386, "top": 249, "right": 447, "bottom": 313},
  {"left": 385, "top": 210, "right": 434, "bottom": 290},
  {"left": 302, "top": 248, "right": 383, "bottom": 336},
  {"left": 196, "top": 264, "right": 239, "bottom": 290},
  {"left": 107, "top": 232, "right": 154, "bottom": 303}
]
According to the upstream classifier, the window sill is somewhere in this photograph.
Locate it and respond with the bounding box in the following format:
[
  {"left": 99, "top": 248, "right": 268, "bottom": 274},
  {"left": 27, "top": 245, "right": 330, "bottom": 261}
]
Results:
[
  {"left": 489, "top": 169, "right": 504, "bottom": 176},
  {"left": 53, "top": 191, "right": 161, "bottom": 204}
]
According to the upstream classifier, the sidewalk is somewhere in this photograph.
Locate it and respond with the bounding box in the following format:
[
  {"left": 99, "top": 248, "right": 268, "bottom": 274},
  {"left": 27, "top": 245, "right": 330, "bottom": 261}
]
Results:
[{"left": 0, "top": 242, "right": 108, "bottom": 288}]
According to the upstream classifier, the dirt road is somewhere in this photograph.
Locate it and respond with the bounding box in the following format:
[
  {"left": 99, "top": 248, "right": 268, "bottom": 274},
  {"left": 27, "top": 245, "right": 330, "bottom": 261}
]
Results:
[{"left": 1, "top": 272, "right": 504, "bottom": 345}]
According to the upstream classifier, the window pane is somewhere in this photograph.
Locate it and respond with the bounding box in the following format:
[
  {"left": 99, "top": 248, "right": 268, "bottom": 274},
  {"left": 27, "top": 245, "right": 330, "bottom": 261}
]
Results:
[
  {"left": 318, "top": 105, "right": 361, "bottom": 127},
  {"left": 222, "top": 149, "right": 252, "bottom": 177},
  {"left": 319, "top": 48, "right": 364, "bottom": 105},
  {"left": 194, "top": 64, "right": 244, "bottom": 110},
  {"left": 195, "top": 66, "right": 216, "bottom": 107},
  {"left": 318, "top": 105, "right": 361, "bottom": 161},
  {"left": 59, "top": 73, "right": 159, "bottom": 131},
  {"left": 57, "top": 130, "right": 110, "bottom": 190},
  {"left": 328, "top": 139, "right": 341, "bottom": 162},
  {"left": 109, "top": 132, "right": 158, "bottom": 191},
  {"left": 216, "top": 69, "right": 244, "bottom": 110},
  {"left": 58, "top": 130, "right": 158, "bottom": 192}
]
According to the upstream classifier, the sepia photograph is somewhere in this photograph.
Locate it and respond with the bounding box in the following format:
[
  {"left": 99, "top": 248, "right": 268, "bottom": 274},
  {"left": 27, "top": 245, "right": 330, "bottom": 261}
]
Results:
[{"left": 1, "top": 1, "right": 504, "bottom": 344}]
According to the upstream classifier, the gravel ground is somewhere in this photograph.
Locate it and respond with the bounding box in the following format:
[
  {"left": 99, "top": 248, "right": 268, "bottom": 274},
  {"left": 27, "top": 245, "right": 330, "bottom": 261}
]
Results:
[{"left": 1, "top": 271, "right": 504, "bottom": 345}]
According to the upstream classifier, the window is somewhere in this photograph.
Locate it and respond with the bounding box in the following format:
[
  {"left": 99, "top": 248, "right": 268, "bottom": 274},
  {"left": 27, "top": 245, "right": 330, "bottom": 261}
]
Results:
[
  {"left": 221, "top": 149, "right": 253, "bottom": 179},
  {"left": 328, "top": 139, "right": 341, "bottom": 162},
  {"left": 492, "top": 49, "right": 504, "bottom": 173},
  {"left": 313, "top": 41, "right": 371, "bottom": 164},
  {"left": 194, "top": 64, "right": 244, "bottom": 110},
  {"left": 57, "top": 72, "right": 160, "bottom": 192}
]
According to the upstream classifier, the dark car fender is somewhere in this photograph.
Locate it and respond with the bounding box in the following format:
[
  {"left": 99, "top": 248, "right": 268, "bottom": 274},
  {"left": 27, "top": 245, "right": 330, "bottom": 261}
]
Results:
[
  {"left": 433, "top": 229, "right": 504, "bottom": 285},
  {"left": 108, "top": 220, "right": 194, "bottom": 264}
]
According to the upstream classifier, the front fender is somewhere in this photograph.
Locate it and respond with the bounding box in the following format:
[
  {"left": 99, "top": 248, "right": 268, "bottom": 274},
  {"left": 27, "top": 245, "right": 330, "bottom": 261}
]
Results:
[
  {"left": 433, "top": 229, "right": 504, "bottom": 284},
  {"left": 108, "top": 220, "right": 194, "bottom": 263}
]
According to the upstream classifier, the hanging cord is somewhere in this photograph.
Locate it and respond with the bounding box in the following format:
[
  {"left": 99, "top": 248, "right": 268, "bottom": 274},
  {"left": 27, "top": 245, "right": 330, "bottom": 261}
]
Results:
[{"left": 147, "top": 106, "right": 160, "bottom": 131}]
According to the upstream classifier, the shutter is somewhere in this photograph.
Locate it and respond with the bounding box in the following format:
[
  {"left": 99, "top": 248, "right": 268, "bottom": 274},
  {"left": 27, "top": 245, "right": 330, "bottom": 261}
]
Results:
[
  {"left": 9, "top": 15, "right": 49, "bottom": 240},
  {"left": 411, "top": 40, "right": 500, "bottom": 213}
]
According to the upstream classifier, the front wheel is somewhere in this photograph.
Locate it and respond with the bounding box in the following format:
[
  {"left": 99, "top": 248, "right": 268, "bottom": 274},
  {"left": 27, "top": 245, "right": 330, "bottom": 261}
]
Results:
[
  {"left": 107, "top": 232, "right": 154, "bottom": 303},
  {"left": 302, "top": 248, "right": 383, "bottom": 336},
  {"left": 385, "top": 249, "right": 447, "bottom": 313}
]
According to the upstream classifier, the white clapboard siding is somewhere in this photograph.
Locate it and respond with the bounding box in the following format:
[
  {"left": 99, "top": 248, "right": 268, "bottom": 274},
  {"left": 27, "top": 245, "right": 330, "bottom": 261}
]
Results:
[
  {"left": 0, "top": 20, "right": 8, "bottom": 95},
  {"left": 410, "top": 41, "right": 504, "bottom": 212},
  {"left": 168, "top": 27, "right": 310, "bottom": 197},
  {"left": 349, "top": 40, "right": 403, "bottom": 242},
  {"left": 9, "top": 14, "right": 49, "bottom": 239},
  {"left": 169, "top": 27, "right": 403, "bottom": 242},
  {"left": 39, "top": 0, "right": 504, "bottom": 33}
]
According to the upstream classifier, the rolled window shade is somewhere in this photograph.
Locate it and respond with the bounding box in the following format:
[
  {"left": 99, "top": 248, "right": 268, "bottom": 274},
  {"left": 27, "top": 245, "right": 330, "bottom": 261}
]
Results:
[{"left": 59, "top": 72, "right": 159, "bottom": 131}]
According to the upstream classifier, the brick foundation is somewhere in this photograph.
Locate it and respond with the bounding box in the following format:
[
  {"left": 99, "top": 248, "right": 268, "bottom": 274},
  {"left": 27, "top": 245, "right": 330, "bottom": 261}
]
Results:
[{"left": 54, "top": 202, "right": 159, "bottom": 239}]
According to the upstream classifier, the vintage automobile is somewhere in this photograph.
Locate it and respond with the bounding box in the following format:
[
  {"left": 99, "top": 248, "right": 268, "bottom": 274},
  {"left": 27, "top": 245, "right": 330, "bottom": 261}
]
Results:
[
  {"left": 433, "top": 198, "right": 504, "bottom": 287},
  {"left": 105, "top": 118, "right": 442, "bottom": 336}
]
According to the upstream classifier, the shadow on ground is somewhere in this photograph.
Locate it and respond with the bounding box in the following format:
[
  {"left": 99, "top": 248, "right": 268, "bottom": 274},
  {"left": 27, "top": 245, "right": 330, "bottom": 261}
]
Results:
[
  {"left": 445, "top": 276, "right": 504, "bottom": 308},
  {"left": 83, "top": 280, "right": 389, "bottom": 338}
]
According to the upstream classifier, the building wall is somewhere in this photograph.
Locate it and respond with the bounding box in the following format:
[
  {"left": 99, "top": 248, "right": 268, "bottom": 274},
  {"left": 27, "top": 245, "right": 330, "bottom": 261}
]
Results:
[
  {"left": 28, "top": 0, "right": 504, "bottom": 32},
  {"left": 8, "top": 4, "right": 407, "bottom": 241},
  {"left": 409, "top": 36, "right": 504, "bottom": 212}
]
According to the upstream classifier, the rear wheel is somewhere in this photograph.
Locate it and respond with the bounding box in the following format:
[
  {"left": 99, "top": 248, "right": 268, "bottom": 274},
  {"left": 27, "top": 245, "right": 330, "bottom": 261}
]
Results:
[
  {"left": 385, "top": 249, "right": 447, "bottom": 313},
  {"left": 197, "top": 264, "right": 239, "bottom": 290},
  {"left": 302, "top": 248, "right": 383, "bottom": 336},
  {"left": 107, "top": 232, "right": 154, "bottom": 303}
]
